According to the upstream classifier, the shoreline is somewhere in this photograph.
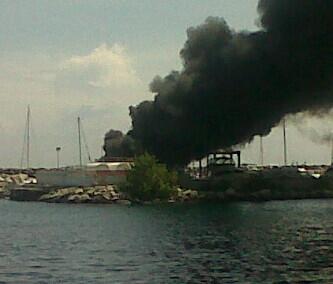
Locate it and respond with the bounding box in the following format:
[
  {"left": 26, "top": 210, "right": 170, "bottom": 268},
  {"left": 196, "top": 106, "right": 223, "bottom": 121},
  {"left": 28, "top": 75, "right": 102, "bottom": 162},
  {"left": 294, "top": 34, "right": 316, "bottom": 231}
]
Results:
[
  {"left": 2, "top": 171, "right": 333, "bottom": 204},
  {"left": 4, "top": 184, "right": 333, "bottom": 205}
]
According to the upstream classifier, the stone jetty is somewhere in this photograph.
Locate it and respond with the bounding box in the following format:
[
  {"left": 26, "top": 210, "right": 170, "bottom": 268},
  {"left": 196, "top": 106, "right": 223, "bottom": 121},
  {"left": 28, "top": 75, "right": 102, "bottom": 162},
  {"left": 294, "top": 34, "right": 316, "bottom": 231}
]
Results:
[
  {"left": 0, "top": 171, "right": 202, "bottom": 204},
  {"left": 3, "top": 170, "right": 333, "bottom": 204},
  {"left": 38, "top": 185, "right": 132, "bottom": 205},
  {"left": 38, "top": 186, "right": 200, "bottom": 205},
  {"left": 0, "top": 173, "right": 36, "bottom": 199}
]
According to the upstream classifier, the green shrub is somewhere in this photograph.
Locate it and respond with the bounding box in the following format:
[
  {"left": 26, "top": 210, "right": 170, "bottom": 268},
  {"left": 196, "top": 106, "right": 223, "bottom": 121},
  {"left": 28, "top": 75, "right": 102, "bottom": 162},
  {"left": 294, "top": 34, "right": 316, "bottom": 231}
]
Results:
[{"left": 122, "top": 153, "right": 178, "bottom": 201}]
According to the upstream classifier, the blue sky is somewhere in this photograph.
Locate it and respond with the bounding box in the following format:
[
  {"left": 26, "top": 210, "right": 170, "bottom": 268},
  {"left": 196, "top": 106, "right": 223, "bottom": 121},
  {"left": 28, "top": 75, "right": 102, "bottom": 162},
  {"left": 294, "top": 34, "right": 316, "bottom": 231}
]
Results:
[{"left": 0, "top": 0, "right": 331, "bottom": 167}]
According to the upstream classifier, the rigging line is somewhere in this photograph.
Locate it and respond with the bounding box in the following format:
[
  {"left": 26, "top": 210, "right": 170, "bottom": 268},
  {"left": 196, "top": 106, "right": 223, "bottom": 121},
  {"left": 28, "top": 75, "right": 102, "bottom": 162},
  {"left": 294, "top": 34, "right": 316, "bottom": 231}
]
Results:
[{"left": 80, "top": 120, "right": 92, "bottom": 162}]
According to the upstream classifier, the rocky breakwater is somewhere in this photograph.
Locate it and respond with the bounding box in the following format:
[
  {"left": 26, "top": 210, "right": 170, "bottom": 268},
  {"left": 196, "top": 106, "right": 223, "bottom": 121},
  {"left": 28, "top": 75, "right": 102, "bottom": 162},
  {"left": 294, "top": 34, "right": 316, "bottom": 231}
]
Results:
[
  {"left": 141, "top": 188, "right": 201, "bottom": 204},
  {"left": 38, "top": 185, "right": 132, "bottom": 205},
  {"left": 170, "top": 188, "right": 200, "bottom": 203},
  {"left": 38, "top": 186, "right": 201, "bottom": 205},
  {"left": 0, "top": 173, "right": 35, "bottom": 199}
]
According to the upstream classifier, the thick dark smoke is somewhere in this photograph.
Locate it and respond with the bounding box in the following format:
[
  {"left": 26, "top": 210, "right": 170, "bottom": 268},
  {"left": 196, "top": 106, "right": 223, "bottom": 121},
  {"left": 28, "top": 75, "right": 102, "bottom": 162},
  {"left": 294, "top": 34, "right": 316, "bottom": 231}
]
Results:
[
  {"left": 101, "top": 129, "right": 136, "bottom": 160},
  {"left": 119, "top": 0, "right": 333, "bottom": 165}
]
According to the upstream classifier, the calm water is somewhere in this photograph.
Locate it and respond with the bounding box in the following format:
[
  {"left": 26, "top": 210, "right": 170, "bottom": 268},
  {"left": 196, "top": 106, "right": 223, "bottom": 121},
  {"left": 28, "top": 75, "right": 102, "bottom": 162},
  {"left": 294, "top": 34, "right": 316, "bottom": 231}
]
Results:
[{"left": 0, "top": 199, "right": 333, "bottom": 283}]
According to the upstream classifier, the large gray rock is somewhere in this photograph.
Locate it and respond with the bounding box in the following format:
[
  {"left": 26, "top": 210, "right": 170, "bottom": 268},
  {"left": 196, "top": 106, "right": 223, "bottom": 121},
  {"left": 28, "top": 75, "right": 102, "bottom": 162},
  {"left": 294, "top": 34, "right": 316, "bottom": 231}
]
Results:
[
  {"left": 94, "top": 186, "right": 107, "bottom": 192},
  {"left": 110, "top": 191, "right": 119, "bottom": 198},
  {"left": 174, "top": 188, "right": 199, "bottom": 201},
  {"left": 107, "top": 185, "right": 116, "bottom": 191},
  {"left": 39, "top": 192, "right": 57, "bottom": 201},
  {"left": 5, "top": 177, "right": 12, "bottom": 183},
  {"left": 111, "top": 196, "right": 120, "bottom": 202},
  {"left": 10, "top": 174, "right": 29, "bottom": 185},
  {"left": 58, "top": 187, "right": 77, "bottom": 195},
  {"left": 176, "top": 188, "right": 183, "bottom": 197},
  {"left": 93, "top": 190, "right": 104, "bottom": 196},
  {"left": 74, "top": 188, "right": 84, "bottom": 194},
  {"left": 86, "top": 188, "right": 96, "bottom": 195},
  {"left": 39, "top": 187, "right": 78, "bottom": 202},
  {"left": 102, "top": 193, "right": 111, "bottom": 200},
  {"left": 67, "top": 193, "right": 91, "bottom": 203}
]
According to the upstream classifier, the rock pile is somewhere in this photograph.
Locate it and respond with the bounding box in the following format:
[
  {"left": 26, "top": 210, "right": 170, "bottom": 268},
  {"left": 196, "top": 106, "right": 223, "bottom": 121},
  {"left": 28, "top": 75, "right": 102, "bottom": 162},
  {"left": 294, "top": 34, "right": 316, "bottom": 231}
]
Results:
[
  {"left": 170, "top": 188, "right": 200, "bottom": 202},
  {"left": 38, "top": 186, "right": 200, "bottom": 205},
  {"left": 39, "top": 185, "right": 132, "bottom": 205},
  {"left": 0, "top": 173, "right": 35, "bottom": 185},
  {"left": 0, "top": 173, "right": 36, "bottom": 198}
]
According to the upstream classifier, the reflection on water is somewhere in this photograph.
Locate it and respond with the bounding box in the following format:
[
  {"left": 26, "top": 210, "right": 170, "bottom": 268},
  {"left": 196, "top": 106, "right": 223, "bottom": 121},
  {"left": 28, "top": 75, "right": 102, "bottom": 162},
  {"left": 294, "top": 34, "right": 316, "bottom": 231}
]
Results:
[{"left": 0, "top": 199, "right": 333, "bottom": 283}]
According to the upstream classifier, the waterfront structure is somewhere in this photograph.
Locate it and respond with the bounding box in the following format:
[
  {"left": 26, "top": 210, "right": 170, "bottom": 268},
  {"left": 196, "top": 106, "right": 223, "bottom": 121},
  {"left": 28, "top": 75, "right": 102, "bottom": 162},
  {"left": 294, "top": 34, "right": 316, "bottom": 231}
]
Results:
[{"left": 35, "top": 161, "right": 132, "bottom": 187}]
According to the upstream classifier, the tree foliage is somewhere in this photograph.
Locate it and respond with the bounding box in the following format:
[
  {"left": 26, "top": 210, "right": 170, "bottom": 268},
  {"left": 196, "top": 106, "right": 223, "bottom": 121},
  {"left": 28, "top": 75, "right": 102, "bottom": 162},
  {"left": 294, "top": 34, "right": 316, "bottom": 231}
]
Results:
[{"left": 123, "top": 153, "right": 178, "bottom": 201}]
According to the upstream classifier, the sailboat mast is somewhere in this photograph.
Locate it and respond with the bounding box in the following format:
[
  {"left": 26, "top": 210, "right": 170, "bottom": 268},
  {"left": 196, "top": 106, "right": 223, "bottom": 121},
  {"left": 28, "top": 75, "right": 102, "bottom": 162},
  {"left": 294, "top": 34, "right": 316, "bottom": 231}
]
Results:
[
  {"left": 27, "top": 105, "right": 30, "bottom": 169},
  {"left": 283, "top": 119, "right": 287, "bottom": 166},
  {"left": 260, "top": 136, "right": 264, "bottom": 166},
  {"left": 78, "top": 116, "right": 82, "bottom": 167}
]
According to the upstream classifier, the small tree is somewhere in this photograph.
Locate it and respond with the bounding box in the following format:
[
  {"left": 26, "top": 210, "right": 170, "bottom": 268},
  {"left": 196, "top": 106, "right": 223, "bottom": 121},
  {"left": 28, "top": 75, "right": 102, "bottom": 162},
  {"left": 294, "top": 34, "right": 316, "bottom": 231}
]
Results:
[{"left": 123, "top": 153, "right": 178, "bottom": 201}]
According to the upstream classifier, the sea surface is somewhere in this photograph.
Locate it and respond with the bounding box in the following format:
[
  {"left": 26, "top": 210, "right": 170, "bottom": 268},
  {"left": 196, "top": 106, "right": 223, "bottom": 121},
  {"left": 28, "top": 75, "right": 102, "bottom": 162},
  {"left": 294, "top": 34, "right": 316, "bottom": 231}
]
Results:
[{"left": 0, "top": 199, "right": 333, "bottom": 283}]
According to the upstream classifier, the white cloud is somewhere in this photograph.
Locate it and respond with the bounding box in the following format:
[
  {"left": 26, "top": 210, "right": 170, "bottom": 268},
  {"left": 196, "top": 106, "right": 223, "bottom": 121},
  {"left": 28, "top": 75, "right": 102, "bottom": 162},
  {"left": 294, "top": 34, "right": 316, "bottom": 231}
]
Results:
[
  {"left": 50, "top": 44, "right": 150, "bottom": 166},
  {"left": 62, "top": 43, "right": 141, "bottom": 89},
  {"left": 0, "top": 44, "right": 151, "bottom": 168}
]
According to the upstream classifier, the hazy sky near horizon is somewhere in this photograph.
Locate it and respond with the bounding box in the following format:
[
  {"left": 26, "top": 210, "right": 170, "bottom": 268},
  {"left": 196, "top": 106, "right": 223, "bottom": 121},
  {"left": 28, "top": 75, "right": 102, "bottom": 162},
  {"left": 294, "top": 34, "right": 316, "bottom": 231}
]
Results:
[{"left": 0, "top": 0, "right": 332, "bottom": 168}]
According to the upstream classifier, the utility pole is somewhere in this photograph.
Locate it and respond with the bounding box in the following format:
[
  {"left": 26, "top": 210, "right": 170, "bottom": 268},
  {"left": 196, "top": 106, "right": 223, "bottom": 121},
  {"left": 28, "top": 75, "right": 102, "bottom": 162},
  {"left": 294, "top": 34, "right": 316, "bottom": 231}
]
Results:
[
  {"left": 27, "top": 105, "right": 30, "bottom": 169},
  {"left": 56, "top": 147, "right": 61, "bottom": 168},
  {"left": 283, "top": 119, "right": 287, "bottom": 166},
  {"left": 78, "top": 117, "right": 82, "bottom": 167},
  {"left": 260, "top": 136, "right": 264, "bottom": 166}
]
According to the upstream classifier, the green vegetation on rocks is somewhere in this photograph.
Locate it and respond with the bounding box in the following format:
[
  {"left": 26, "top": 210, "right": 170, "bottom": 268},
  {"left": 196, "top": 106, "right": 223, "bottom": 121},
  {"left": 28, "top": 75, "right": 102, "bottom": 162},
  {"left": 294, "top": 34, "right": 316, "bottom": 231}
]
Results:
[{"left": 122, "top": 153, "right": 178, "bottom": 201}]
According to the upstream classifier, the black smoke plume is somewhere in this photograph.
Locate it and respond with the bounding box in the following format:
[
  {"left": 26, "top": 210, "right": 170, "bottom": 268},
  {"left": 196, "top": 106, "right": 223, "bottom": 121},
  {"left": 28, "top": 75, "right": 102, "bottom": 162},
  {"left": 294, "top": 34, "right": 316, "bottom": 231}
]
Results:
[
  {"left": 101, "top": 129, "right": 136, "bottom": 160},
  {"left": 118, "top": 0, "right": 333, "bottom": 165}
]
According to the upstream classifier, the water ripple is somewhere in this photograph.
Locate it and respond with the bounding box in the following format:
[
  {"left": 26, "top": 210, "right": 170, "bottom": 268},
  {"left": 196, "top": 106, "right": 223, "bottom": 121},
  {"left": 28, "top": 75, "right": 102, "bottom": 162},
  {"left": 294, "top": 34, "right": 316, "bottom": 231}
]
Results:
[{"left": 0, "top": 199, "right": 333, "bottom": 283}]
